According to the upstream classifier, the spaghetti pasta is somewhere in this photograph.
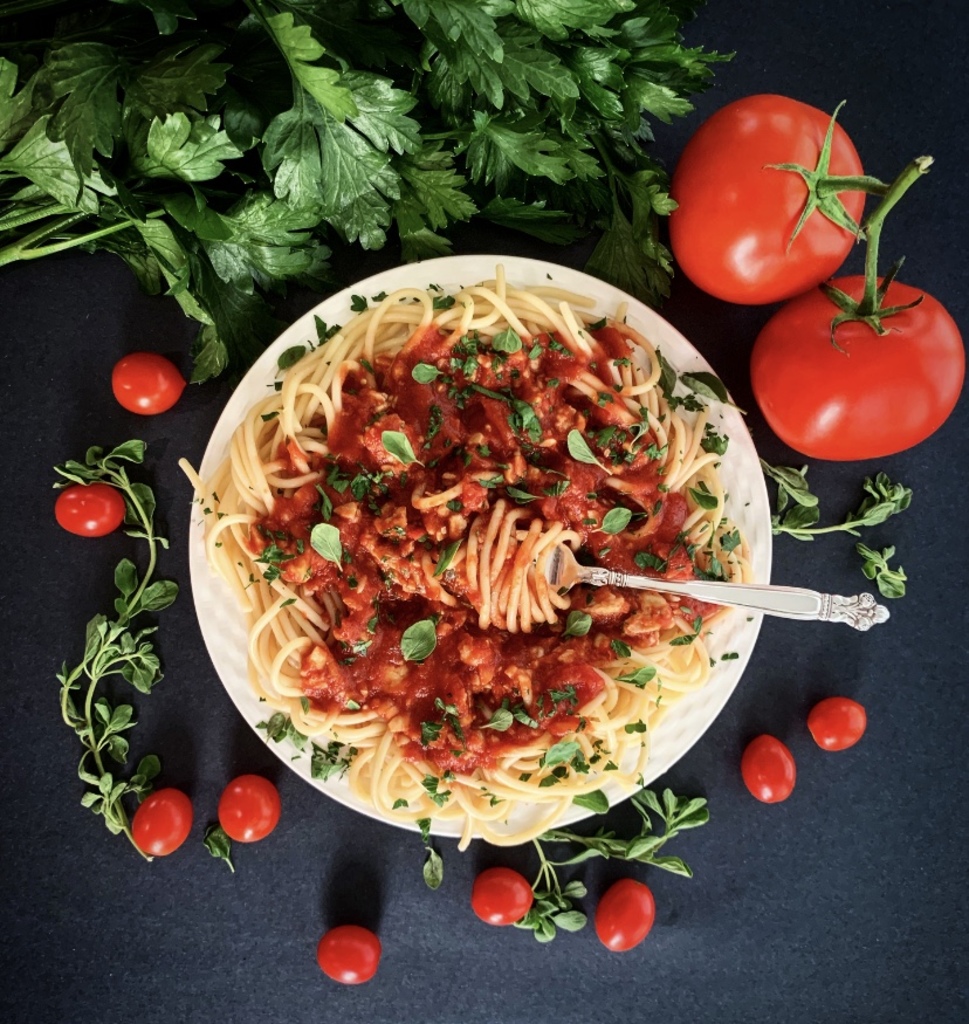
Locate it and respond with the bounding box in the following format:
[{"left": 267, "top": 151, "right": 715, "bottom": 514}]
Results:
[{"left": 184, "top": 268, "right": 752, "bottom": 848}]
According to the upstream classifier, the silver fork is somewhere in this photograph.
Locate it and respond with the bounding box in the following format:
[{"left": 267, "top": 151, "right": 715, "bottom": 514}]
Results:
[{"left": 543, "top": 544, "right": 890, "bottom": 631}]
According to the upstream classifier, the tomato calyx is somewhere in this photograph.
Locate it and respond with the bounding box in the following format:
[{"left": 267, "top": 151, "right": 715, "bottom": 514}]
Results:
[
  {"left": 767, "top": 101, "right": 887, "bottom": 248},
  {"left": 821, "top": 155, "right": 933, "bottom": 348}
]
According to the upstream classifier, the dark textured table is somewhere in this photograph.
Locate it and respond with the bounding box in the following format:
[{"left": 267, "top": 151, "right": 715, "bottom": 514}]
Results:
[{"left": 2, "top": 3, "right": 967, "bottom": 1023}]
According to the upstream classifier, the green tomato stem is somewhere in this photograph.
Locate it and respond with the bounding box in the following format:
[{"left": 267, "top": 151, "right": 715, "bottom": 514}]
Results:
[{"left": 857, "top": 156, "right": 933, "bottom": 315}]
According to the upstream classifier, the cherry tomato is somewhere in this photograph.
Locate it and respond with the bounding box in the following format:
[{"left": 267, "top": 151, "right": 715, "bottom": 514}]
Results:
[
  {"left": 131, "top": 788, "right": 193, "bottom": 856},
  {"left": 111, "top": 352, "right": 186, "bottom": 415},
  {"left": 471, "top": 867, "right": 534, "bottom": 925},
  {"left": 55, "top": 482, "right": 126, "bottom": 537},
  {"left": 594, "top": 879, "right": 656, "bottom": 952},
  {"left": 669, "top": 95, "right": 865, "bottom": 304},
  {"left": 316, "top": 925, "right": 381, "bottom": 984},
  {"left": 741, "top": 735, "right": 797, "bottom": 804},
  {"left": 808, "top": 697, "right": 867, "bottom": 751},
  {"left": 751, "top": 276, "right": 964, "bottom": 459},
  {"left": 217, "top": 774, "right": 281, "bottom": 842}
]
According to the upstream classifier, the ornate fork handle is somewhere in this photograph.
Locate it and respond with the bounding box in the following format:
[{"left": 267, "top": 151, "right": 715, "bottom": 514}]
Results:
[{"left": 576, "top": 567, "right": 890, "bottom": 631}]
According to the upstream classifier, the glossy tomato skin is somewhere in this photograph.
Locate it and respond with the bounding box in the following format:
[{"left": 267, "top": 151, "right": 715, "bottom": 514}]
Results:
[
  {"left": 670, "top": 95, "right": 865, "bottom": 304},
  {"left": 741, "top": 735, "right": 796, "bottom": 804},
  {"left": 471, "top": 867, "right": 534, "bottom": 925},
  {"left": 112, "top": 352, "right": 186, "bottom": 415},
  {"left": 55, "top": 483, "right": 126, "bottom": 537},
  {"left": 751, "top": 276, "right": 964, "bottom": 459},
  {"left": 595, "top": 879, "right": 656, "bottom": 952},
  {"left": 131, "top": 788, "right": 193, "bottom": 856},
  {"left": 316, "top": 925, "right": 381, "bottom": 984},
  {"left": 808, "top": 697, "right": 867, "bottom": 751},
  {"left": 217, "top": 775, "right": 281, "bottom": 842}
]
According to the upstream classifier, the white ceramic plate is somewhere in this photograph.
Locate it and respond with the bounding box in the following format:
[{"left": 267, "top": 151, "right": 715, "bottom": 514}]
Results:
[{"left": 188, "top": 255, "right": 772, "bottom": 842}]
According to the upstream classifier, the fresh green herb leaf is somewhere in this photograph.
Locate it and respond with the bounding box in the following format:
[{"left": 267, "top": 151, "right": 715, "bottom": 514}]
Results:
[
  {"left": 601, "top": 507, "right": 632, "bottom": 534},
  {"left": 382, "top": 430, "right": 420, "bottom": 465},
  {"left": 481, "top": 707, "right": 514, "bottom": 732},
  {"left": 567, "top": 429, "right": 605, "bottom": 469},
  {"left": 562, "top": 611, "right": 592, "bottom": 639},
  {"left": 492, "top": 327, "right": 523, "bottom": 352},
  {"left": 402, "top": 618, "right": 437, "bottom": 662},
  {"left": 856, "top": 542, "right": 907, "bottom": 598},
  {"left": 572, "top": 790, "right": 609, "bottom": 814},
  {"left": 203, "top": 824, "right": 235, "bottom": 873},
  {"left": 310, "top": 523, "right": 343, "bottom": 565},
  {"left": 434, "top": 540, "right": 461, "bottom": 578},
  {"left": 412, "top": 362, "right": 441, "bottom": 383}
]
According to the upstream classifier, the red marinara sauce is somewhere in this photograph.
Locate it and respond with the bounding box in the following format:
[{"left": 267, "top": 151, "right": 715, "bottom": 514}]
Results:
[{"left": 248, "top": 320, "right": 714, "bottom": 772}]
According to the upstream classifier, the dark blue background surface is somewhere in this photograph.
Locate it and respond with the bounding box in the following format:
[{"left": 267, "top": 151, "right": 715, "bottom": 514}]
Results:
[{"left": 1, "top": 2, "right": 967, "bottom": 1022}]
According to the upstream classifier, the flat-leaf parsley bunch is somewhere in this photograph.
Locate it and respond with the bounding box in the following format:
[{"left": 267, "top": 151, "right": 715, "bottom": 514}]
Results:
[{"left": 0, "top": 0, "right": 727, "bottom": 379}]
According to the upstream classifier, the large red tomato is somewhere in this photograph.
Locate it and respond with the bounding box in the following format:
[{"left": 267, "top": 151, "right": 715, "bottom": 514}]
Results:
[
  {"left": 751, "top": 276, "right": 964, "bottom": 459},
  {"left": 669, "top": 95, "right": 865, "bottom": 304}
]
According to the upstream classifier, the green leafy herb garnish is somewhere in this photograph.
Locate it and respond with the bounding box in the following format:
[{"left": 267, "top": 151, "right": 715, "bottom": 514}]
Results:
[
  {"left": 433, "top": 540, "right": 461, "bottom": 578},
  {"left": 516, "top": 787, "right": 708, "bottom": 942},
  {"left": 601, "top": 507, "right": 632, "bottom": 534},
  {"left": 203, "top": 824, "right": 235, "bottom": 873},
  {"left": 562, "top": 611, "right": 592, "bottom": 639},
  {"left": 53, "top": 441, "right": 176, "bottom": 859},
  {"left": 412, "top": 363, "right": 441, "bottom": 384},
  {"left": 856, "top": 542, "right": 907, "bottom": 598},
  {"left": 567, "top": 429, "right": 605, "bottom": 470},
  {"left": 762, "top": 462, "right": 912, "bottom": 540},
  {"left": 310, "top": 523, "right": 343, "bottom": 564},
  {"left": 401, "top": 618, "right": 437, "bottom": 662},
  {"left": 381, "top": 430, "right": 420, "bottom": 466},
  {"left": 0, "top": 6, "right": 725, "bottom": 380}
]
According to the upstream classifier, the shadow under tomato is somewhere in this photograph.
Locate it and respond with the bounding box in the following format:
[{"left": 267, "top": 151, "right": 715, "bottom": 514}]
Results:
[{"left": 323, "top": 860, "right": 383, "bottom": 933}]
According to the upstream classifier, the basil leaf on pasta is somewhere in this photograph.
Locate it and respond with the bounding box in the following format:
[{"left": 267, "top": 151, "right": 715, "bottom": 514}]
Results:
[
  {"left": 566, "top": 429, "right": 604, "bottom": 469},
  {"left": 601, "top": 507, "right": 632, "bottom": 534},
  {"left": 572, "top": 790, "right": 609, "bottom": 813},
  {"left": 492, "top": 327, "right": 522, "bottom": 352},
  {"left": 481, "top": 707, "right": 513, "bottom": 731},
  {"left": 688, "top": 486, "right": 719, "bottom": 510},
  {"left": 433, "top": 540, "right": 460, "bottom": 578},
  {"left": 277, "top": 345, "right": 306, "bottom": 371},
  {"left": 681, "top": 371, "right": 730, "bottom": 404},
  {"left": 412, "top": 362, "right": 440, "bottom": 383},
  {"left": 382, "top": 430, "right": 419, "bottom": 465},
  {"left": 402, "top": 618, "right": 437, "bottom": 662},
  {"left": 542, "top": 740, "right": 581, "bottom": 768},
  {"left": 618, "top": 666, "right": 657, "bottom": 688},
  {"left": 310, "top": 523, "right": 343, "bottom": 564},
  {"left": 562, "top": 611, "right": 592, "bottom": 638}
]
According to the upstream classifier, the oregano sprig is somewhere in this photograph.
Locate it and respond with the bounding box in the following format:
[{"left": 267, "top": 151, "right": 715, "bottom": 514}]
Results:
[
  {"left": 515, "top": 787, "right": 708, "bottom": 942},
  {"left": 761, "top": 461, "right": 911, "bottom": 540},
  {"left": 53, "top": 441, "right": 177, "bottom": 859}
]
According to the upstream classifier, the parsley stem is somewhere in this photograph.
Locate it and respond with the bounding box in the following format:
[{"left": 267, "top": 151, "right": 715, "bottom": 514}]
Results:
[
  {"left": 0, "top": 202, "right": 71, "bottom": 234},
  {"left": 0, "top": 210, "right": 167, "bottom": 267},
  {"left": 0, "top": 212, "right": 89, "bottom": 266}
]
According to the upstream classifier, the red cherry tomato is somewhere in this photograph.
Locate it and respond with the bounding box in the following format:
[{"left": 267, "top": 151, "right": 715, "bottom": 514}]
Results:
[
  {"left": 316, "top": 925, "right": 381, "bottom": 984},
  {"left": 471, "top": 867, "right": 534, "bottom": 925},
  {"left": 217, "top": 774, "right": 281, "bottom": 843},
  {"left": 112, "top": 352, "right": 186, "bottom": 415},
  {"left": 751, "top": 275, "right": 964, "bottom": 459},
  {"left": 669, "top": 95, "right": 865, "bottom": 304},
  {"left": 131, "top": 788, "right": 193, "bottom": 856},
  {"left": 741, "top": 735, "right": 797, "bottom": 803},
  {"left": 808, "top": 697, "right": 867, "bottom": 751},
  {"left": 55, "top": 482, "right": 126, "bottom": 537},
  {"left": 594, "top": 879, "right": 656, "bottom": 952}
]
